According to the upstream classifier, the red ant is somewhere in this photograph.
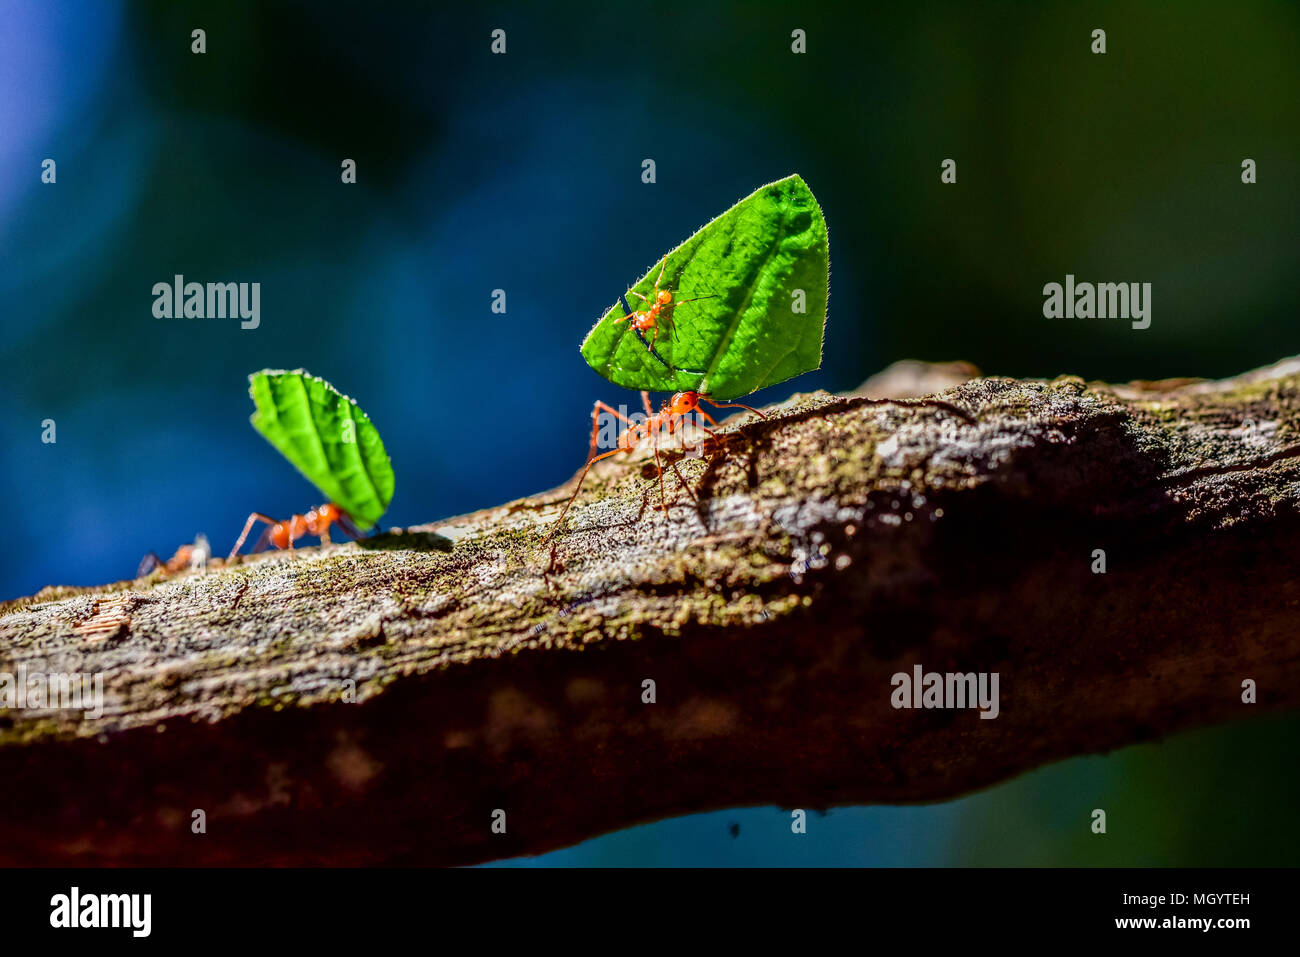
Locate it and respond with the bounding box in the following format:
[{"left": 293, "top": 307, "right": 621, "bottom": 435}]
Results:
[
  {"left": 226, "top": 503, "right": 364, "bottom": 563},
  {"left": 137, "top": 534, "right": 211, "bottom": 578},
  {"left": 615, "top": 254, "right": 715, "bottom": 363},
  {"left": 543, "top": 390, "right": 765, "bottom": 569}
]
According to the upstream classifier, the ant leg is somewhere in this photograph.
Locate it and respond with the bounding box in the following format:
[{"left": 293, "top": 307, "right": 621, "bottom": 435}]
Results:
[
  {"left": 633, "top": 327, "right": 671, "bottom": 369},
  {"left": 544, "top": 446, "right": 628, "bottom": 568},
  {"left": 668, "top": 456, "right": 699, "bottom": 504},
  {"left": 595, "top": 399, "right": 636, "bottom": 424},
  {"left": 547, "top": 399, "right": 667, "bottom": 569},
  {"left": 228, "top": 513, "right": 278, "bottom": 563},
  {"left": 641, "top": 391, "right": 654, "bottom": 417},
  {"left": 654, "top": 448, "right": 669, "bottom": 513},
  {"left": 690, "top": 417, "right": 722, "bottom": 447},
  {"left": 248, "top": 526, "right": 275, "bottom": 554},
  {"left": 684, "top": 404, "right": 724, "bottom": 433},
  {"left": 704, "top": 399, "right": 768, "bottom": 421},
  {"left": 283, "top": 515, "right": 307, "bottom": 554},
  {"left": 671, "top": 295, "right": 716, "bottom": 306},
  {"left": 651, "top": 419, "right": 670, "bottom": 514},
  {"left": 613, "top": 303, "right": 649, "bottom": 331},
  {"left": 655, "top": 413, "right": 700, "bottom": 509},
  {"left": 689, "top": 412, "right": 723, "bottom": 445},
  {"left": 547, "top": 400, "right": 638, "bottom": 550},
  {"left": 652, "top": 254, "right": 668, "bottom": 294},
  {"left": 592, "top": 400, "right": 636, "bottom": 460}
]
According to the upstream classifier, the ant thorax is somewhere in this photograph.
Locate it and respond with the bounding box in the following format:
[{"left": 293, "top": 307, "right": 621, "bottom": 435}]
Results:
[{"left": 595, "top": 404, "right": 712, "bottom": 457}]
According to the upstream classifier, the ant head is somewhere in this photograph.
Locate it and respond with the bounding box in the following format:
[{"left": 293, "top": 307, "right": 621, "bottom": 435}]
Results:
[
  {"left": 318, "top": 503, "right": 342, "bottom": 522},
  {"left": 656, "top": 290, "right": 673, "bottom": 305},
  {"left": 669, "top": 391, "right": 701, "bottom": 415}
]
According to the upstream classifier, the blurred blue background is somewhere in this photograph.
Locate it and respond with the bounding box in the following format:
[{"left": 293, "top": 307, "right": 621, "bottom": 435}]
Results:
[{"left": 2, "top": 0, "right": 1298, "bottom": 865}]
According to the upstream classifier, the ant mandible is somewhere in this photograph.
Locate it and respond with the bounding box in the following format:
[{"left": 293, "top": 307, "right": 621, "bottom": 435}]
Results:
[
  {"left": 226, "top": 503, "right": 363, "bottom": 563},
  {"left": 543, "top": 389, "right": 765, "bottom": 570},
  {"left": 615, "top": 254, "right": 715, "bottom": 363}
]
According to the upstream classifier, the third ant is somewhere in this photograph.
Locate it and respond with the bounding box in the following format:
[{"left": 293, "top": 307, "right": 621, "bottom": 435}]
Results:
[{"left": 614, "top": 254, "right": 715, "bottom": 367}]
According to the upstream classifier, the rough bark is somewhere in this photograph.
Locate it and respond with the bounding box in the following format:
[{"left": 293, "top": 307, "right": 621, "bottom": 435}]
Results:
[{"left": 2, "top": 356, "right": 1299, "bottom": 866}]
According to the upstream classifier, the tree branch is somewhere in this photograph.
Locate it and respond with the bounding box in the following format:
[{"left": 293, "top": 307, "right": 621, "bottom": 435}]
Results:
[{"left": 3, "top": 356, "right": 1300, "bottom": 865}]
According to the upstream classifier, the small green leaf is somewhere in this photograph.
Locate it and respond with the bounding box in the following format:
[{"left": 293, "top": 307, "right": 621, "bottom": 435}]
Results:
[
  {"left": 247, "top": 369, "right": 394, "bottom": 529},
  {"left": 580, "top": 173, "right": 829, "bottom": 401}
]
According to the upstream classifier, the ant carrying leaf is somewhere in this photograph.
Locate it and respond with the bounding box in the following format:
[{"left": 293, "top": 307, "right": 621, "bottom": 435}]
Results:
[
  {"left": 547, "top": 174, "right": 829, "bottom": 568},
  {"left": 227, "top": 369, "right": 395, "bottom": 562}
]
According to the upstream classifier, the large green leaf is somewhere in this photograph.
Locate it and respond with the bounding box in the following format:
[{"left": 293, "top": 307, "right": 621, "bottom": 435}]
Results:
[
  {"left": 247, "top": 370, "right": 394, "bottom": 528},
  {"left": 580, "top": 173, "right": 828, "bottom": 400}
]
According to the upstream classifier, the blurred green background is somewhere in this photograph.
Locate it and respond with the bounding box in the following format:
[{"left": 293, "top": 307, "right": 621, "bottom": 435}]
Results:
[{"left": 2, "top": 0, "right": 1297, "bottom": 865}]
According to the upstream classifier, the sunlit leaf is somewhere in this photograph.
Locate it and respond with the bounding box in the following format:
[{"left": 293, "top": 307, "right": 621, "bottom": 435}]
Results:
[
  {"left": 247, "top": 369, "right": 394, "bottom": 528},
  {"left": 580, "top": 173, "right": 829, "bottom": 400}
]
